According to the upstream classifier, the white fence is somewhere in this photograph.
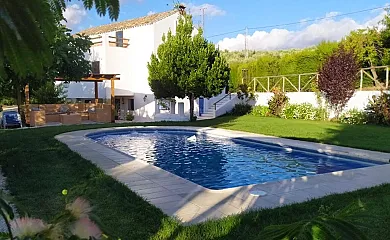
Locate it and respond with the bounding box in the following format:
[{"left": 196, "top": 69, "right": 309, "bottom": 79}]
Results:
[{"left": 254, "top": 91, "right": 385, "bottom": 112}]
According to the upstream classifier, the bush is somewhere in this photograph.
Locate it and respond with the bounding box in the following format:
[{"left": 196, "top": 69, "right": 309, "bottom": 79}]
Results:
[
  {"left": 235, "top": 83, "right": 256, "bottom": 101},
  {"left": 339, "top": 108, "right": 367, "bottom": 125},
  {"left": 315, "top": 107, "right": 329, "bottom": 121},
  {"left": 126, "top": 112, "right": 135, "bottom": 121},
  {"left": 251, "top": 105, "right": 270, "bottom": 117},
  {"left": 268, "top": 88, "right": 289, "bottom": 117},
  {"left": 281, "top": 103, "right": 322, "bottom": 120},
  {"left": 32, "top": 82, "right": 67, "bottom": 104},
  {"left": 231, "top": 103, "right": 252, "bottom": 116},
  {"left": 366, "top": 92, "right": 390, "bottom": 125},
  {"left": 0, "top": 97, "right": 16, "bottom": 106}
]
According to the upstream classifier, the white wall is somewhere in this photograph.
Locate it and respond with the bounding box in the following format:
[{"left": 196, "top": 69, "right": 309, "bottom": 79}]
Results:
[
  {"left": 174, "top": 96, "right": 199, "bottom": 116},
  {"left": 254, "top": 91, "right": 385, "bottom": 112},
  {"left": 153, "top": 13, "right": 179, "bottom": 53},
  {"left": 63, "top": 45, "right": 107, "bottom": 99},
  {"left": 215, "top": 94, "right": 240, "bottom": 117}
]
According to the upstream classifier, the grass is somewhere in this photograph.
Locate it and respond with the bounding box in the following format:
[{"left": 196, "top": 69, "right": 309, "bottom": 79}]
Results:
[{"left": 0, "top": 116, "right": 390, "bottom": 239}]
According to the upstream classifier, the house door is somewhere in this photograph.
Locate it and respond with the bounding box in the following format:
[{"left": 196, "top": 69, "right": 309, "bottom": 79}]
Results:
[{"left": 199, "top": 97, "right": 204, "bottom": 116}]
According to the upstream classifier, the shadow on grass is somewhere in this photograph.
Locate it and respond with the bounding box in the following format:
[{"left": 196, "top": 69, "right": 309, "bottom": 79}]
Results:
[{"left": 286, "top": 122, "right": 390, "bottom": 153}]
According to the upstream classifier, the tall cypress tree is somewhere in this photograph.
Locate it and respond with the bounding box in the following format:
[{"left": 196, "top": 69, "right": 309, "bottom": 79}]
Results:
[{"left": 148, "top": 14, "right": 230, "bottom": 120}]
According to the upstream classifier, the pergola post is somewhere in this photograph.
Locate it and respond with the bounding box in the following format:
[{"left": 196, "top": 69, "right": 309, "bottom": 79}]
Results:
[
  {"left": 24, "top": 84, "right": 30, "bottom": 126},
  {"left": 94, "top": 81, "right": 99, "bottom": 104},
  {"left": 111, "top": 78, "right": 115, "bottom": 123}
]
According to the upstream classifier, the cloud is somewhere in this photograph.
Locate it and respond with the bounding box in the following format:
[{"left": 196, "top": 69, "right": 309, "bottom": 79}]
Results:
[
  {"left": 217, "top": 11, "right": 386, "bottom": 51},
  {"left": 147, "top": 11, "right": 156, "bottom": 16},
  {"left": 185, "top": 3, "right": 226, "bottom": 17},
  {"left": 62, "top": 4, "right": 87, "bottom": 28},
  {"left": 325, "top": 11, "right": 340, "bottom": 18}
]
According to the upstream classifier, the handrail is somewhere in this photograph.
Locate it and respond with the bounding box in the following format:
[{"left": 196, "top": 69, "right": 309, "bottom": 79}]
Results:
[{"left": 213, "top": 93, "right": 231, "bottom": 110}]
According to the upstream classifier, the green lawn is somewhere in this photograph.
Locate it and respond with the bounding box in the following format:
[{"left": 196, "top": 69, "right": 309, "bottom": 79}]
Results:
[{"left": 0, "top": 116, "right": 390, "bottom": 239}]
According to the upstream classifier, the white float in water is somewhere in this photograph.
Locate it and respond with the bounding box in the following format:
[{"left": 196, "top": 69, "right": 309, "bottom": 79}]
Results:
[
  {"left": 284, "top": 147, "right": 293, "bottom": 153},
  {"left": 249, "top": 190, "right": 268, "bottom": 196},
  {"left": 187, "top": 135, "right": 197, "bottom": 142}
]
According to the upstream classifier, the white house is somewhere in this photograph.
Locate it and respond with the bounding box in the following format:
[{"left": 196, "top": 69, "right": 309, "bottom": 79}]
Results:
[{"left": 64, "top": 8, "right": 234, "bottom": 121}]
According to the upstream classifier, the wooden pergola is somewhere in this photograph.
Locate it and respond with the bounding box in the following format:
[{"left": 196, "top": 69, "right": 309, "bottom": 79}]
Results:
[{"left": 25, "top": 74, "right": 120, "bottom": 125}]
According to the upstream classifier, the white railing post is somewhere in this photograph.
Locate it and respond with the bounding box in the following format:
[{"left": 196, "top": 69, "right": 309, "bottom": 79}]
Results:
[
  {"left": 360, "top": 69, "right": 363, "bottom": 91},
  {"left": 282, "top": 77, "right": 285, "bottom": 92},
  {"left": 267, "top": 77, "right": 270, "bottom": 92},
  {"left": 254, "top": 79, "right": 256, "bottom": 92},
  {"left": 298, "top": 74, "right": 301, "bottom": 92},
  {"left": 386, "top": 66, "right": 389, "bottom": 89}
]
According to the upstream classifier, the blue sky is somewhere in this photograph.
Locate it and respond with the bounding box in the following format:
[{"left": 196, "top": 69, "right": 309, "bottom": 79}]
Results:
[{"left": 64, "top": 0, "right": 390, "bottom": 50}]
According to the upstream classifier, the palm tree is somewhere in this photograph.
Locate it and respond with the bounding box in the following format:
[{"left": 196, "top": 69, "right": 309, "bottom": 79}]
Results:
[{"left": 0, "top": 0, "right": 120, "bottom": 79}]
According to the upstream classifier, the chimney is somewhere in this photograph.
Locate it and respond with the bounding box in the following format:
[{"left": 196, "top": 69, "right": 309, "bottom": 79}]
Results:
[{"left": 178, "top": 4, "right": 186, "bottom": 15}]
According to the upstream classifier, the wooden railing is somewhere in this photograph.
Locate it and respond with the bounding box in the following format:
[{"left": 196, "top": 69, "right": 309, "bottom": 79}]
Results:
[
  {"left": 90, "top": 35, "right": 129, "bottom": 48},
  {"left": 247, "top": 66, "right": 390, "bottom": 92}
]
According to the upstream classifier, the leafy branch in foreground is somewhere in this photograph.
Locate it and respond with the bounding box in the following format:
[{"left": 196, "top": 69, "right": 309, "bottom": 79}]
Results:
[
  {"left": 259, "top": 200, "right": 370, "bottom": 240},
  {"left": 0, "top": 189, "right": 115, "bottom": 240}
]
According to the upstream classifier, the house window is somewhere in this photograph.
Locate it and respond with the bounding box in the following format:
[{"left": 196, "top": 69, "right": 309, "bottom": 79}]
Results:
[
  {"left": 92, "top": 61, "right": 100, "bottom": 74},
  {"left": 128, "top": 99, "right": 134, "bottom": 111},
  {"left": 116, "top": 31, "right": 123, "bottom": 47}
]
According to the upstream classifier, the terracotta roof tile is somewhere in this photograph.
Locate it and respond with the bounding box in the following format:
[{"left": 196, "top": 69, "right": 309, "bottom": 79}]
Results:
[{"left": 78, "top": 10, "right": 178, "bottom": 36}]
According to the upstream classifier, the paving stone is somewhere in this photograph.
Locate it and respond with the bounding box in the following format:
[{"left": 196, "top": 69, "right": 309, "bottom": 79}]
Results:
[
  {"left": 142, "top": 190, "right": 177, "bottom": 200},
  {"left": 148, "top": 195, "right": 184, "bottom": 204},
  {"left": 136, "top": 187, "right": 168, "bottom": 195}
]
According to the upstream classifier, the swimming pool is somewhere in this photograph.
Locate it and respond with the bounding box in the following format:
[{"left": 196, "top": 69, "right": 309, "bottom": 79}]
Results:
[{"left": 88, "top": 129, "right": 384, "bottom": 190}]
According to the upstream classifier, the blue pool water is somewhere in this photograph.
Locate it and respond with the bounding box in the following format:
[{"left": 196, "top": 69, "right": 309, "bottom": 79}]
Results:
[{"left": 89, "top": 129, "right": 383, "bottom": 190}]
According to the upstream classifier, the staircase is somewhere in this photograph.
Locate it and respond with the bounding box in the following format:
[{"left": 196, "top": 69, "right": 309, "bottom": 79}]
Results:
[{"left": 197, "top": 94, "right": 237, "bottom": 120}]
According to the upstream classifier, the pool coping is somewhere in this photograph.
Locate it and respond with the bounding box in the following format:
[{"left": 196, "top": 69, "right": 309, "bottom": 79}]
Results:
[{"left": 55, "top": 126, "right": 390, "bottom": 224}]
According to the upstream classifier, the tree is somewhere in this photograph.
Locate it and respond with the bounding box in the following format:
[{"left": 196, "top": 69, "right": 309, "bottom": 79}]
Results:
[
  {"left": 148, "top": 14, "right": 230, "bottom": 120},
  {"left": 343, "top": 28, "right": 387, "bottom": 87},
  {"left": 1, "top": 24, "right": 92, "bottom": 112},
  {"left": 0, "top": 0, "right": 119, "bottom": 80},
  {"left": 318, "top": 47, "right": 359, "bottom": 117},
  {"left": 32, "top": 82, "right": 67, "bottom": 104},
  {"left": 49, "top": 25, "right": 92, "bottom": 81}
]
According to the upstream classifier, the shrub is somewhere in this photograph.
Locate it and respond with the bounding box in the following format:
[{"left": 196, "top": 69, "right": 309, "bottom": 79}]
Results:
[
  {"left": 281, "top": 103, "right": 322, "bottom": 120},
  {"left": 251, "top": 105, "right": 270, "bottom": 117},
  {"left": 318, "top": 47, "right": 359, "bottom": 117},
  {"left": 235, "top": 83, "right": 256, "bottom": 101},
  {"left": 315, "top": 107, "right": 330, "bottom": 121},
  {"left": 268, "top": 88, "right": 289, "bottom": 117},
  {"left": 339, "top": 109, "right": 368, "bottom": 125},
  {"left": 366, "top": 92, "right": 390, "bottom": 125},
  {"left": 0, "top": 97, "right": 16, "bottom": 106},
  {"left": 126, "top": 112, "right": 134, "bottom": 121},
  {"left": 231, "top": 103, "right": 252, "bottom": 116},
  {"left": 32, "top": 82, "right": 67, "bottom": 104}
]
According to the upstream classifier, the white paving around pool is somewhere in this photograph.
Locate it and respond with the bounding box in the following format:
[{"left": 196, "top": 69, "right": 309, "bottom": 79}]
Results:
[{"left": 56, "top": 126, "right": 390, "bottom": 224}]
